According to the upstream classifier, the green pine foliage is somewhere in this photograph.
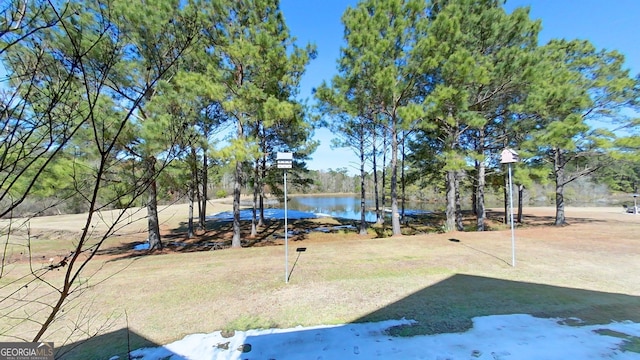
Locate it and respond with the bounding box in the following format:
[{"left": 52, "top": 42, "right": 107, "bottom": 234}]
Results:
[{"left": 2, "top": 0, "right": 639, "bottom": 224}]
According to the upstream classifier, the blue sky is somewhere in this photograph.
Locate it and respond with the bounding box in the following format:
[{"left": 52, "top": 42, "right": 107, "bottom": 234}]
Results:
[{"left": 279, "top": 0, "right": 640, "bottom": 174}]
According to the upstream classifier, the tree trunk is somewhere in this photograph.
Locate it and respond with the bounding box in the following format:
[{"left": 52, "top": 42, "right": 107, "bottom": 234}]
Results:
[
  {"left": 232, "top": 158, "right": 243, "bottom": 247},
  {"left": 196, "top": 184, "right": 202, "bottom": 231},
  {"left": 455, "top": 170, "right": 463, "bottom": 231},
  {"left": 359, "top": 131, "right": 368, "bottom": 235},
  {"left": 189, "top": 147, "right": 197, "bottom": 238},
  {"left": 472, "top": 177, "right": 477, "bottom": 217},
  {"left": 250, "top": 160, "right": 259, "bottom": 237},
  {"left": 476, "top": 159, "right": 486, "bottom": 231},
  {"left": 390, "top": 119, "right": 401, "bottom": 236},
  {"left": 475, "top": 127, "right": 487, "bottom": 230},
  {"left": 445, "top": 170, "right": 456, "bottom": 232},
  {"left": 199, "top": 153, "right": 208, "bottom": 230},
  {"left": 554, "top": 149, "right": 566, "bottom": 226},
  {"left": 232, "top": 118, "right": 244, "bottom": 248},
  {"left": 258, "top": 152, "right": 266, "bottom": 227},
  {"left": 258, "top": 187, "right": 265, "bottom": 227},
  {"left": 231, "top": 63, "right": 246, "bottom": 247},
  {"left": 503, "top": 173, "right": 509, "bottom": 224},
  {"left": 188, "top": 184, "right": 195, "bottom": 239},
  {"left": 517, "top": 184, "right": 524, "bottom": 223},
  {"left": 381, "top": 134, "right": 387, "bottom": 224},
  {"left": 373, "top": 130, "right": 383, "bottom": 225},
  {"left": 555, "top": 181, "right": 565, "bottom": 225},
  {"left": 146, "top": 156, "right": 162, "bottom": 250},
  {"left": 400, "top": 132, "right": 406, "bottom": 223}
]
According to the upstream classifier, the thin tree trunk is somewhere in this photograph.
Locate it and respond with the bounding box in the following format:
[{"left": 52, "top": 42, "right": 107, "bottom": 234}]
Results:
[
  {"left": 146, "top": 156, "right": 162, "bottom": 250},
  {"left": 359, "top": 128, "right": 368, "bottom": 235},
  {"left": 232, "top": 65, "right": 245, "bottom": 248},
  {"left": 554, "top": 149, "right": 566, "bottom": 226},
  {"left": 555, "top": 181, "right": 565, "bottom": 225},
  {"left": 232, "top": 158, "right": 243, "bottom": 248},
  {"left": 188, "top": 183, "right": 194, "bottom": 239},
  {"left": 232, "top": 118, "right": 244, "bottom": 248},
  {"left": 382, "top": 134, "right": 387, "bottom": 222},
  {"left": 517, "top": 184, "right": 524, "bottom": 223},
  {"left": 445, "top": 120, "right": 461, "bottom": 232},
  {"left": 390, "top": 119, "right": 401, "bottom": 236},
  {"left": 476, "top": 159, "right": 486, "bottom": 231},
  {"left": 373, "top": 129, "right": 383, "bottom": 225},
  {"left": 257, "top": 128, "right": 266, "bottom": 228},
  {"left": 200, "top": 153, "right": 208, "bottom": 230},
  {"left": 503, "top": 173, "right": 509, "bottom": 224},
  {"left": 475, "top": 128, "right": 486, "bottom": 228},
  {"left": 258, "top": 185, "right": 265, "bottom": 227},
  {"left": 445, "top": 170, "right": 456, "bottom": 232},
  {"left": 455, "top": 170, "right": 463, "bottom": 231},
  {"left": 258, "top": 152, "right": 266, "bottom": 227},
  {"left": 374, "top": 163, "right": 382, "bottom": 224},
  {"left": 196, "top": 186, "right": 202, "bottom": 231},
  {"left": 472, "top": 174, "right": 477, "bottom": 217},
  {"left": 189, "top": 147, "right": 197, "bottom": 238},
  {"left": 400, "top": 132, "right": 406, "bottom": 223},
  {"left": 250, "top": 160, "right": 259, "bottom": 237}
]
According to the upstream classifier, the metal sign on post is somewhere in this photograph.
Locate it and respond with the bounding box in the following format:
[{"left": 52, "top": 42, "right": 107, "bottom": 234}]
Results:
[
  {"left": 277, "top": 152, "right": 293, "bottom": 283},
  {"left": 500, "top": 148, "right": 519, "bottom": 267}
]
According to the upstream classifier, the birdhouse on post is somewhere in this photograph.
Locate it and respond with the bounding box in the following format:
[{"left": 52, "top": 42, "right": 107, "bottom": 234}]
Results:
[
  {"left": 500, "top": 148, "right": 519, "bottom": 164},
  {"left": 276, "top": 151, "right": 293, "bottom": 283},
  {"left": 500, "top": 147, "right": 519, "bottom": 267},
  {"left": 276, "top": 152, "right": 293, "bottom": 169}
]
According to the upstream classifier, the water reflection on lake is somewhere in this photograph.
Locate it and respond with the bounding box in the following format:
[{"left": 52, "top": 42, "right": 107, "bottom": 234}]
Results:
[{"left": 287, "top": 195, "right": 442, "bottom": 222}]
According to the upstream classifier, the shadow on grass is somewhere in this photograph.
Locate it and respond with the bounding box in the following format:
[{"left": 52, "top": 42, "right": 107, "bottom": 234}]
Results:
[
  {"left": 485, "top": 210, "right": 610, "bottom": 227},
  {"left": 370, "top": 209, "right": 610, "bottom": 236},
  {"left": 98, "top": 216, "right": 360, "bottom": 261},
  {"left": 226, "top": 274, "right": 640, "bottom": 359},
  {"left": 57, "top": 278, "right": 640, "bottom": 359},
  {"left": 354, "top": 274, "right": 640, "bottom": 337},
  {"left": 96, "top": 207, "right": 612, "bottom": 261},
  {"left": 55, "top": 327, "right": 162, "bottom": 360}
]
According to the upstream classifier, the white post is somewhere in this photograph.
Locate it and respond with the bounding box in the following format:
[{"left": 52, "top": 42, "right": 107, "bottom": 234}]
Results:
[
  {"left": 284, "top": 170, "right": 289, "bottom": 283},
  {"left": 508, "top": 163, "right": 516, "bottom": 267},
  {"left": 276, "top": 152, "right": 293, "bottom": 283},
  {"left": 500, "top": 148, "right": 518, "bottom": 267}
]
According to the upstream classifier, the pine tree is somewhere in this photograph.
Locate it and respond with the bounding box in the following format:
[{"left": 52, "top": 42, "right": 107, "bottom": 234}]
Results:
[
  {"left": 410, "top": 0, "right": 539, "bottom": 231},
  {"left": 519, "top": 39, "right": 637, "bottom": 225},
  {"left": 199, "top": 0, "right": 314, "bottom": 247},
  {"left": 320, "top": 0, "right": 426, "bottom": 236}
]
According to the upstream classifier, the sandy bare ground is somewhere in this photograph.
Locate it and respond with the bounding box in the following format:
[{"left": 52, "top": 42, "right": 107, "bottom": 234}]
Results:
[
  {"left": 0, "top": 198, "right": 234, "bottom": 234},
  {"left": 0, "top": 196, "right": 629, "bottom": 239}
]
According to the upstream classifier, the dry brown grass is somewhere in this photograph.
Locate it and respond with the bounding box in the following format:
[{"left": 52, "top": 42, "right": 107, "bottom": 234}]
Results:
[{"left": 1, "top": 204, "right": 640, "bottom": 360}]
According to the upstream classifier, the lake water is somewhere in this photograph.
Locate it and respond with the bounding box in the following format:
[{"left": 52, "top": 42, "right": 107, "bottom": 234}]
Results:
[
  {"left": 288, "top": 195, "right": 440, "bottom": 222},
  {"left": 208, "top": 195, "right": 616, "bottom": 223}
]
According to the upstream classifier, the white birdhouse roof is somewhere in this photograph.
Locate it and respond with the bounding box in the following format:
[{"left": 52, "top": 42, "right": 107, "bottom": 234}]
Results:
[{"left": 500, "top": 149, "right": 519, "bottom": 164}]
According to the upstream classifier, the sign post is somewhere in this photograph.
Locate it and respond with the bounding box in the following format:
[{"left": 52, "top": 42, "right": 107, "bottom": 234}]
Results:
[
  {"left": 277, "top": 152, "right": 293, "bottom": 283},
  {"left": 500, "top": 148, "right": 519, "bottom": 267}
]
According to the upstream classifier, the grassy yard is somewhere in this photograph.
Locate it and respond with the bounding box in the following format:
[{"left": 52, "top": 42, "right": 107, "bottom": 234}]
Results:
[{"left": 1, "top": 204, "right": 639, "bottom": 359}]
